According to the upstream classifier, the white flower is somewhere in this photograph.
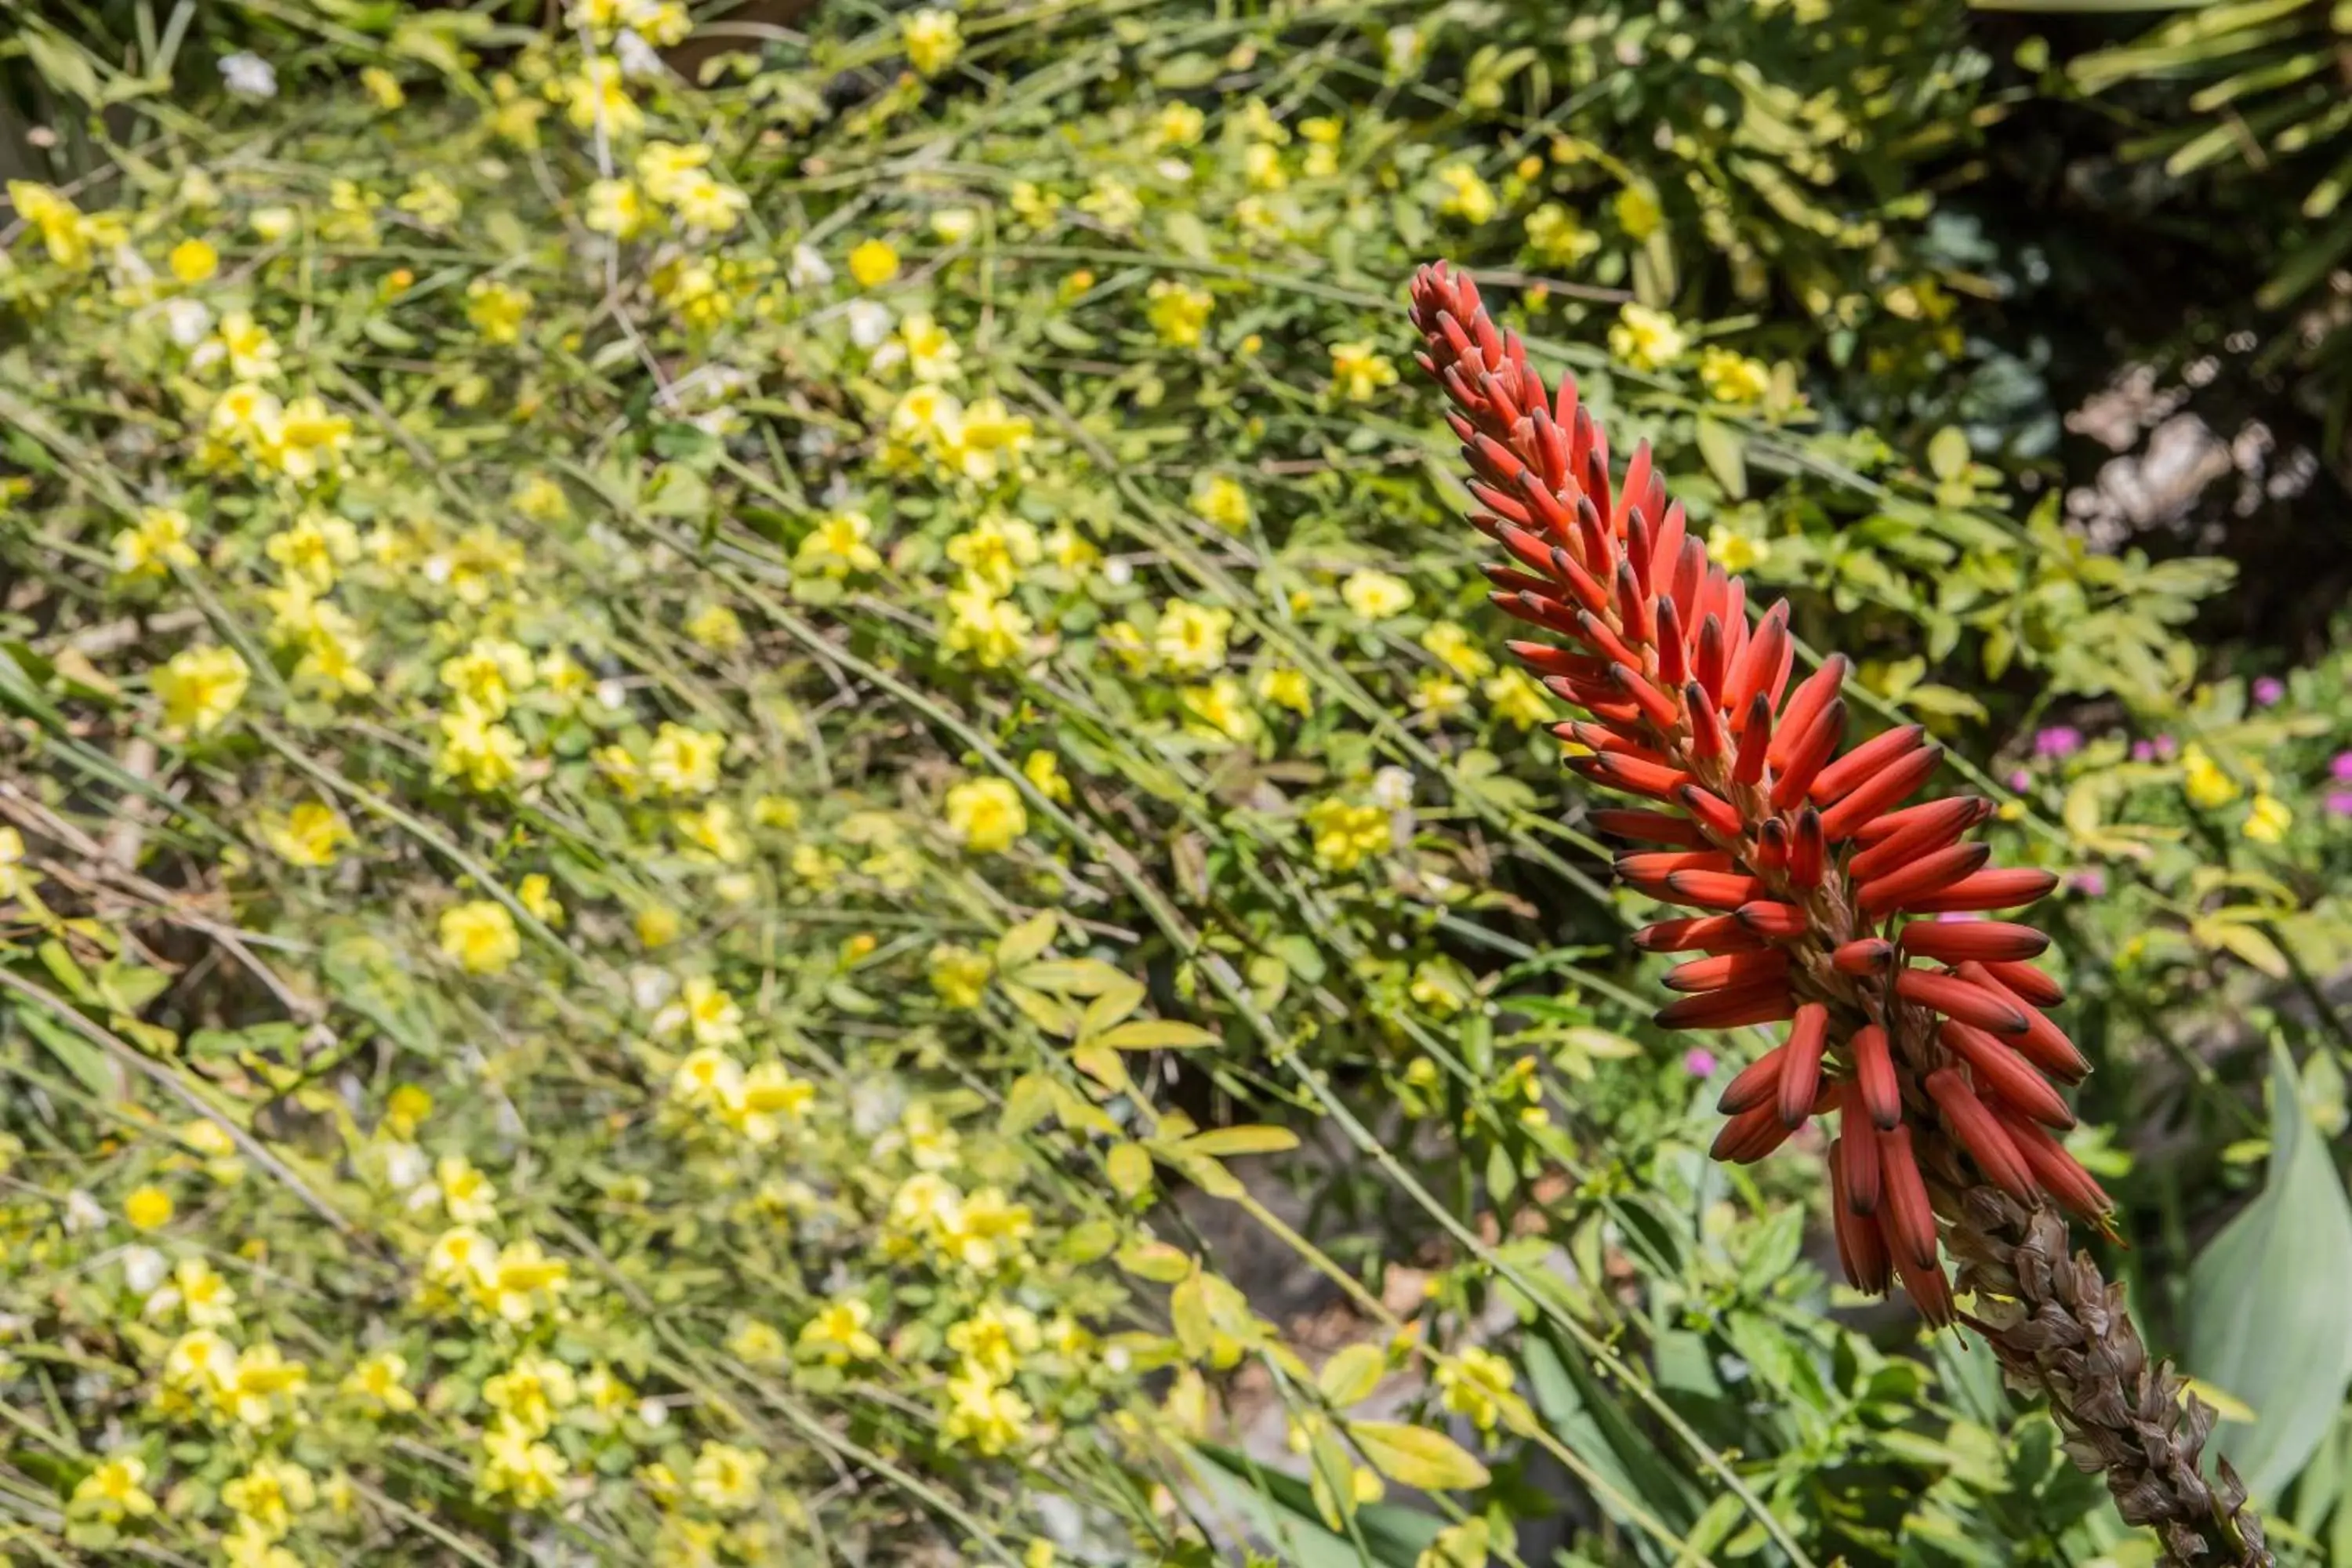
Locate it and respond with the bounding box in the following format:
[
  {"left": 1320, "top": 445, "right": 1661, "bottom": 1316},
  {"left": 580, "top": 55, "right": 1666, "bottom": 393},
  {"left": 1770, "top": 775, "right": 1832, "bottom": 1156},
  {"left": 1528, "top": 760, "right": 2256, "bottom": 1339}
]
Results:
[
  {"left": 164, "top": 298, "right": 213, "bottom": 348},
  {"left": 595, "top": 677, "right": 629, "bottom": 712},
  {"left": 220, "top": 52, "right": 278, "bottom": 100},
  {"left": 630, "top": 965, "right": 677, "bottom": 1012},
  {"left": 788, "top": 244, "right": 834, "bottom": 289},
  {"left": 65, "top": 1190, "right": 106, "bottom": 1233},
  {"left": 1368, "top": 765, "right": 1415, "bottom": 810},
  {"left": 121, "top": 1246, "right": 169, "bottom": 1295},
  {"left": 615, "top": 29, "right": 665, "bottom": 79},
  {"left": 846, "top": 300, "right": 893, "bottom": 349},
  {"left": 637, "top": 1398, "right": 670, "bottom": 1427},
  {"left": 379, "top": 1142, "right": 430, "bottom": 1192}
]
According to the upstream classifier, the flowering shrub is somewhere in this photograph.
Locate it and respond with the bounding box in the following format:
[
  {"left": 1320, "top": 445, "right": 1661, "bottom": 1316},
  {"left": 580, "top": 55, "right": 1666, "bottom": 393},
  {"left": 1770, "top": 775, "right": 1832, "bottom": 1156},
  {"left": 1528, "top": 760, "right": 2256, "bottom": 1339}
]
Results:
[{"left": 1, "top": 2, "right": 2349, "bottom": 1566}]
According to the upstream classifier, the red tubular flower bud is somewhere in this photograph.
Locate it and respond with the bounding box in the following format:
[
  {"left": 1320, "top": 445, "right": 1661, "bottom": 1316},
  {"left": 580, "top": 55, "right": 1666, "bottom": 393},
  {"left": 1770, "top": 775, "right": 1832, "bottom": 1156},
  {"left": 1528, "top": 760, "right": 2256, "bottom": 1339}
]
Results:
[
  {"left": 1632, "top": 914, "right": 1762, "bottom": 953},
  {"left": 1752, "top": 817, "right": 1790, "bottom": 875},
  {"left": 1853, "top": 794, "right": 1990, "bottom": 845},
  {"left": 1693, "top": 614, "right": 1726, "bottom": 706},
  {"left": 1717, "top": 1047, "right": 1788, "bottom": 1115},
  {"left": 1851, "top": 1024, "right": 1900, "bottom": 1128},
  {"left": 1617, "top": 848, "right": 1735, "bottom": 880},
  {"left": 1496, "top": 521, "right": 1563, "bottom": 583},
  {"left": 1895, "top": 919, "right": 2051, "bottom": 964},
  {"left": 1711, "top": 1101, "right": 1796, "bottom": 1163},
  {"left": 1612, "top": 663, "right": 1681, "bottom": 732},
  {"left": 1685, "top": 682, "right": 1727, "bottom": 758},
  {"left": 1991, "top": 1105, "right": 2114, "bottom": 1222},
  {"left": 1512, "top": 644, "right": 1612, "bottom": 686},
  {"left": 1925, "top": 1068, "right": 2038, "bottom": 1202},
  {"left": 1770, "top": 656, "right": 1849, "bottom": 771},
  {"left": 1810, "top": 724, "right": 1927, "bottom": 806},
  {"left": 1936, "top": 1020, "right": 2075, "bottom": 1130},
  {"left": 1896, "top": 1252, "right": 1956, "bottom": 1329},
  {"left": 1955, "top": 961, "right": 2089, "bottom": 1081},
  {"left": 1734, "top": 901, "right": 1809, "bottom": 939},
  {"left": 1669, "top": 536, "right": 1704, "bottom": 632},
  {"left": 1573, "top": 609, "right": 1643, "bottom": 672},
  {"left": 1984, "top": 957, "right": 2064, "bottom": 1007},
  {"left": 1592, "top": 808, "right": 1707, "bottom": 846},
  {"left": 1675, "top": 784, "right": 1744, "bottom": 841},
  {"left": 1654, "top": 597, "right": 1689, "bottom": 688},
  {"left": 1624, "top": 503, "right": 1655, "bottom": 601},
  {"left": 1769, "top": 699, "right": 1846, "bottom": 811},
  {"left": 1664, "top": 949, "right": 1791, "bottom": 993},
  {"left": 1662, "top": 870, "right": 1770, "bottom": 910},
  {"left": 1815, "top": 743, "right": 1944, "bottom": 841},
  {"left": 1787, "top": 808, "right": 1825, "bottom": 889},
  {"left": 1778, "top": 1004, "right": 1830, "bottom": 1127},
  {"left": 1831, "top": 1155, "right": 1894, "bottom": 1294},
  {"left": 1613, "top": 560, "right": 1654, "bottom": 644},
  {"left": 1897, "top": 867, "right": 2061, "bottom": 913},
  {"left": 1877, "top": 1123, "right": 1940, "bottom": 1269},
  {"left": 1567, "top": 753, "right": 1691, "bottom": 800},
  {"left": 1845, "top": 797, "right": 1992, "bottom": 884},
  {"left": 1855, "top": 841, "right": 1993, "bottom": 916},
  {"left": 1894, "top": 969, "right": 2030, "bottom": 1036},
  {"left": 1653, "top": 981, "right": 1797, "bottom": 1030},
  {"left": 1838, "top": 1081, "right": 1882, "bottom": 1214},
  {"left": 1731, "top": 695, "right": 1773, "bottom": 786},
  {"left": 1831, "top": 938, "right": 1893, "bottom": 975},
  {"left": 1724, "top": 601, "right": 1790, "bottom": 718}
]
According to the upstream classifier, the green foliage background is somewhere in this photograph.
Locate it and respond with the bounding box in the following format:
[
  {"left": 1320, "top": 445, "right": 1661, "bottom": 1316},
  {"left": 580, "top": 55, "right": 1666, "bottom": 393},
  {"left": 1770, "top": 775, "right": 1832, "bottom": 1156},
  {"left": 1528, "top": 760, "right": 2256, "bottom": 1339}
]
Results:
[{"left": 1, "top": 1, "right": 2350, "bottom": 1565}]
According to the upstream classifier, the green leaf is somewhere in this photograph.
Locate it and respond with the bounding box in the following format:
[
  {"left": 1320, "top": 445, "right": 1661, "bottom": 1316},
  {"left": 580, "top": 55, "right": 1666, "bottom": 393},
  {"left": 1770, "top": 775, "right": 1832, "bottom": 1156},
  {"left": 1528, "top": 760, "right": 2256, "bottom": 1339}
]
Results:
[
  {"left": 1105, "top": 1142, "right": 1153, "bottom": 1199},
  {"left": 1317, "top": 1343, "right": 1386, "bottom": 1407},
  {"left": 1694, "top": 416, "right": 1748, "bottom": 499},
  {"left": 2187, "top": 1040, "right": 2352, "bottom": 1498},
  {"left": 1095, "top": 1018, "right": 1219, "bottom": 1051},
  {"left": 11, "top": 1005, "right": 118, "bottom": 1102},
  {"left": 1177, "top": 1124, "right": 1298, "bottom": 1157},
  {"left": 1348, "top": 1421, "right": 1490, "bottom": 1491}
]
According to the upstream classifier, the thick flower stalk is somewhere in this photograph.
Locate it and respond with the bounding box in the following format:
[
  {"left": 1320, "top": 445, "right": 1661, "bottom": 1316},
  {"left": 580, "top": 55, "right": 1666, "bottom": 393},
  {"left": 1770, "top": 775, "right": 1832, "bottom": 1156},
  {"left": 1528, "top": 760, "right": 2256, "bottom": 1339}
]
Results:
[{"left": 1407, "top": 262, "right": 2270, "bottom": 1567}]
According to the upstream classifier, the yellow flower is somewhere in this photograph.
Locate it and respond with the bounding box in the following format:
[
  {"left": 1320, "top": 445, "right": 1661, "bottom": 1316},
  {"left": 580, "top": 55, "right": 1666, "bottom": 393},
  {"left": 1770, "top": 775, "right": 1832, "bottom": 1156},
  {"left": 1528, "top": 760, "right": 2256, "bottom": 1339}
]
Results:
[
  {"left": 485, "top": 1352, "right": 578, "bottom": 1438},
  {"left": 1608, "top": 303, "right": 1687, "bottom": 372},
  {"left": 70, "top": 1455, "right": 155, "bottom": 1523},
  {"left": 223, "top": 1456, "right": 314, "bottom": 1541},
  {"left": 1182, "top": 676, "right": 1261, "bottom": 743},
  {"left": 728, "top": 1319, "right": 789, "bottom": 1367},
  {"left": 1022, "top": 749, "right": 1072, "bottom": 804},
  {"left": 1156, "top": 102, "right": 1206, "bottom": 149},
  {"left": 648, "top": 722, "right": 726, "bottom": 796},
  {"left": 672, "top": 1046, "right": 744, "bottom": 1112},
  {"left": 1153, "top": 598, "right": 1232, "bottom": 673},
  {"left": 898, "top": 310, "right": 963, "bottom": 382},
  {"left": 1329, "top": 340, "right": 1399, "bottom": 402},
  {"left": 1436, "top": 1345, "right": 1515, "bottom": 1432},
  {"left": 584, "top": 177, "right": 644, "bottom": 239},
  {"left": 169, "top": 237, "right": 218, "bottom": 284},
  {"left": 637, "top": 902, "right": 684, "bottom": 948},
  {"left": 341, "top": 1349, "right": 416, "bottom": 1414},
  {"left": 928, "top": 944, "right": 993, "bottom": 1008},
  {"left": 435, "top": 1153, "right": 499, "bottom": 1224},
  {"left": 1524, "top": 203, "right": 1599, "bottom": 267},
  {"left": 152, "top": 644, "right": 249, "bottom": 735},
  {"left": 2181, "top": 744, "right": 2240, "bottom": 808},
  {"left": 947, "top": 1302, "right": 1042, "bottom": 1384},
  {"left": 249, "top": 205, "right": 296, "bottom": 243},
  {"left": 1257, "top": 666, "right": 1312, "bottom": 715},
  {"left": 796, "top": 510, "right": 883, "bottom": 578},
  {"left": 483, "top": 1239, "right": 570, "bottom": 1324},
  {"left": 153, "top": 1256, "right": 238, "bottom": 1327},
  {"left": 1613, "top": 183, "right": 1664, "bottom": 241},
  {"left": 797, "top": 1297, "right": 881, "bottom": 1365},
  {"left": 1146, "top": 280, "right": 1214, "bottom": 348},
  {"left": 1304, "top": 797, "right": 1390, "bottom": 872},
  {"left": 942, "top": 1362, "right": 1034, "bottom": 1454},
  {"left": 439, "top": 899, "right": 521, "bottom": 975},
  {"left": 214, "top": 310, "right": 281, "bottom": 380},
  {"left": 943, "top": 579, "right": 1033, "bottom": 668},
  {"left": 220, "top": 1342, "right": 309, "bottom": 1429},
  {"left": 686, "top": 602, "right": 746, "bottom": 651},
  {"left": 466, "top": 278, "right": 532, "bottom": 346},
  {"left": 259, "top": 779, "right": 353, "bottom": 861},
  {"left": 361, "top": 66, "right": 405, "bottom": 109},
  {"left": 1421, "top": 622, "right": 1495, "bottom": 681},
  {"left": 946, "top": 514, "right": 1042, "bottom": 595},
  {"left": 946, "top": 777, "right": 1026, "bottom": 854},
  {"left": 481, "top": 1417, "right": 566, "bottom": 1508},
  {"left": 2245, "top": 793, "right": 2292, "bottom": 844},
  {"left": 1341, "top": 569, "right": 1414, "bottom": 621},
  {"left": 562, "top": 57, "right": 641, "bottom": 136},
  {"left": 263, "top": 513, "right": 361, "bottom": 592},
  {"left": 1706, "top": 523, "right": 1769, "bottom": 574},
  {"left": 1436, "top": 163, "right": 1496, "bottom": 224},
  {"left": 691, "top": 1441, "right": 766, "bottom": 1512},
  {"left": 1483, "top": 667, "right": 1550, "bottom": 728},
  {"left": 902, "top": 9, "right": 964, "bottom": 77},
  {"left": 114, "top": 506, "right": 198, "bottom": 577},
  {"left": 438, "top": 637, "right": 534, "bottom": 717},
  {"left": 122, "top": 1185, "right": 173, "bottom": 1230},
  {"left": 1698, "top": 346, "right": 1772, "bottom": 406},
  {"left": 848, "top": 238, "right": 901, "bottom": 289},
  {"left": 676, "top": 800, "right": 750, "bottom": 862},
  {"left": 1191, "top": 473, "right": 1251, "bottom": 532},
  {"left": 437, "top": 705, "right": 525, "bottom": 792}
]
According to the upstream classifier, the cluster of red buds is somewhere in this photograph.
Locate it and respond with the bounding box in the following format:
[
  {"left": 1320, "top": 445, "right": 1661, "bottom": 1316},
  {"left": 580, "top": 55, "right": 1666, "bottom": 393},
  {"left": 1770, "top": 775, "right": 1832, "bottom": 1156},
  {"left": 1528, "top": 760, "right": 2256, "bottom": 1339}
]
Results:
[{"left": 1406, "top": 261, "right": 2112, "bottom": 1326}]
